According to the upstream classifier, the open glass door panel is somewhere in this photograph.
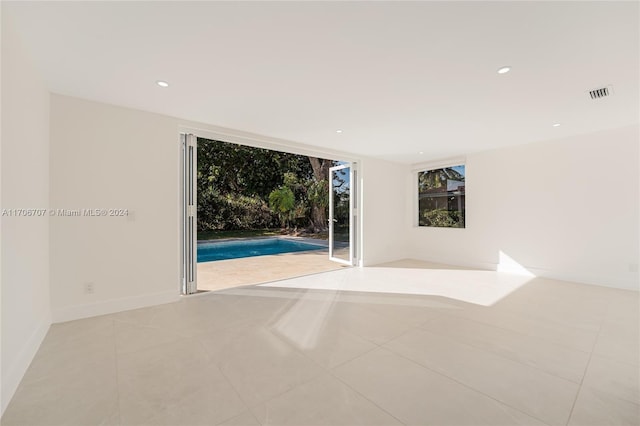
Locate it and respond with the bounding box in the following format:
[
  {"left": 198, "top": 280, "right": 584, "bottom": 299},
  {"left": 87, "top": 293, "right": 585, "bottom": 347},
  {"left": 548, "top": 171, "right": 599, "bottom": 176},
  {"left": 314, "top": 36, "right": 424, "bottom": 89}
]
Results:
[{"left": 329, "top": 163, "right": 353, "bottom": 265}]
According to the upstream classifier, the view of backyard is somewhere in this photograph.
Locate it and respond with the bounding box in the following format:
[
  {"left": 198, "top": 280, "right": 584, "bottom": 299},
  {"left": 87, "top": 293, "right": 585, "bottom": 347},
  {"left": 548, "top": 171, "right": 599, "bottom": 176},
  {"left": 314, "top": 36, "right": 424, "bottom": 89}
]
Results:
[
  {"left": 195, "top": 138, "right": 350, "bottom": 290},
  {"left": 197, "top": 138, "right": 347, "bottom": 239}
]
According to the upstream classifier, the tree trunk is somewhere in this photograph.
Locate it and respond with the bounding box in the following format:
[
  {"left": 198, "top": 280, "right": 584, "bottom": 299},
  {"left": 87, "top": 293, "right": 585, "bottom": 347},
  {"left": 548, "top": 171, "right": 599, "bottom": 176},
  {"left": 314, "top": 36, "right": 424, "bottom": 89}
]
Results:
[{"left": 308, "top": 157, "right": 331, "bottom": 232}]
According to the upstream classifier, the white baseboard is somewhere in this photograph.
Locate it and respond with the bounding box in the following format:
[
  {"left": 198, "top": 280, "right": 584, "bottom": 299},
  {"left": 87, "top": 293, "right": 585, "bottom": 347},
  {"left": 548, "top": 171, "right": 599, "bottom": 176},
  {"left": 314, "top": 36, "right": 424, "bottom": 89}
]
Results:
[
  {"left": 410, "top": 254, "right": 497, "bottom": 272},
  {"left": 523, "top": 266, "right": 639, "bottom": 292},
  {"left": 411, "top": 254, "right": 638, "bottom": 291},
  {"left": 52, "top": 290, "right": 180, "bottom": 323},
  {"left": 1, "top": 315, "right": 51, "bottom": 416},
  {"left": 362, "top": 255, "right": 407, "bottom": 267}
]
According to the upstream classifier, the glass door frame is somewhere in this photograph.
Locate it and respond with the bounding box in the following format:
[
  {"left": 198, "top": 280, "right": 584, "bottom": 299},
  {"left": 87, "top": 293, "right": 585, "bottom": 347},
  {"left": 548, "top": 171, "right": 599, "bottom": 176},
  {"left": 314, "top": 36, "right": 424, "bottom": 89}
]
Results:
[
  {"left": 181, "top": 133, "right": 197, "bottom": 294},
  {"left": 179, "top": 127, "right": 361, "bottom": 295},
  {"left": 329, "top": 163, "right": 357, "bottom": 266}
]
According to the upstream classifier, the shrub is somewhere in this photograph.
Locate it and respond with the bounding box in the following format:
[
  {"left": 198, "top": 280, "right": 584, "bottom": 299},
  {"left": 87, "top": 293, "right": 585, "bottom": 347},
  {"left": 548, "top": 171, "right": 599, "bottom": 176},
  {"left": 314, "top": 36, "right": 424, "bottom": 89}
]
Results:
[
  {"left": 268, "top": 186, "right": 295, "bottom": 228},
  {"left": 198, "top": 192, "right": 278, "bottom": 231},
  {"left": 419, "top": 209, "right": 463, "bottom": 228}
]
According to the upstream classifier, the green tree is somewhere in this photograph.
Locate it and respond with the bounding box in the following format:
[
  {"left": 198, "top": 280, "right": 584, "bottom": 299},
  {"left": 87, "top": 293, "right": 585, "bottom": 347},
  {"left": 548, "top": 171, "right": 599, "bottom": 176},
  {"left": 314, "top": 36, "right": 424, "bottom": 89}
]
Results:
[
  {"left": 308, "top": 157, "right": 333, "bottom": 232},
  {"left": 268, "top": 186, "right": 295, "bottom": 228},
  {"left": 197, "top": 137, "right": 335, "bottom": 233},
  {"left": 418, "top": 167, "right": 464, "bottom": 192}
]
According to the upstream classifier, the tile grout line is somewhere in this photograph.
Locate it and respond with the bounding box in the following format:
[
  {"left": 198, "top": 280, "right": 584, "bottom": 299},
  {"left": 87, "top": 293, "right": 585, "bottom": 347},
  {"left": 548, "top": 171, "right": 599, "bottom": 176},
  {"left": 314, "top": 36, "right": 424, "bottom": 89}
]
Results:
[
  {"left": 283, "top": 310, "right": 532, "bottom": 426},
  {"left": 191, "top": 323, "right": 271, "bottom": 425},
  {"left": 412, "top": 324, "right": 585, "bottom": 387},
  {"left": 380, "top": 336, "right": 554, "bottom": 426},
  {"left": 242, "top": 372, "right": 325, "bottom": 423},
  {"left": 439, "top": 308, "right": 601, "bottom": 355},
  {"left": 325, "top": 362, "right": 409, "bottom": 426},
  {"left": 324, "top": 336, "right": 383, "bottom": 371},
  {"left": 246, "top": 295, "right": 407, "bottom": 424},
  {"left": 213, "top": 364, "right": 262, "bottom": 426},
  {"left": 187, "top": 335, "right": 252, "bottom": 424},
  {"left": 111, "top": 319, "right": 123, "bottom": 426},
  {"left": 417, "top": 315, "right": 592, "bottom": 385},
  {"left": 565, "top": 317, "right": 605, "bottom": 425},
  {"left": 217, "top": 320, "right": 330, "bottom": 423}
]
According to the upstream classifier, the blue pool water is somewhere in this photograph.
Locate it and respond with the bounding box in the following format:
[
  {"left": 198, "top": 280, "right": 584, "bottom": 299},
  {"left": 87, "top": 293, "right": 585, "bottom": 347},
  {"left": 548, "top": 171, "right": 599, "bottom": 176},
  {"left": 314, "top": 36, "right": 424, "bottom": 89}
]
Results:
[{"left": 197, "top": 238, "right": 325, "bottom": 262}]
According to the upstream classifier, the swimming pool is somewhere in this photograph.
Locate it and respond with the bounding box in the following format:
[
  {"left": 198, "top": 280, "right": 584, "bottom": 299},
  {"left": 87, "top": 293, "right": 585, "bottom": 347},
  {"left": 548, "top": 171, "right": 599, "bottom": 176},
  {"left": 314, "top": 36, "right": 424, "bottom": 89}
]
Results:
[{"left": 197, "top": 238, "right": 325, "bottom": 262}]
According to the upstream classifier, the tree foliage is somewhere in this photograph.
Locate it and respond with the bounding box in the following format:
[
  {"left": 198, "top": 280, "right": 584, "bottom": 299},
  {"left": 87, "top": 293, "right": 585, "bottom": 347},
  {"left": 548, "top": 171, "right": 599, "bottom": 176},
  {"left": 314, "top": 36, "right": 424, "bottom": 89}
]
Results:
[
  {"left": 268, "top": 186, "right": 295, "bottom": 227},
  {"left": 197, "top": 138, "right": 336, "bottom": 232},
  {"left": 420, "top": 209, "right": 463, "bottom": 228},
  {"left": 418, "top": 167, "right": 465, "bottom": 192}
]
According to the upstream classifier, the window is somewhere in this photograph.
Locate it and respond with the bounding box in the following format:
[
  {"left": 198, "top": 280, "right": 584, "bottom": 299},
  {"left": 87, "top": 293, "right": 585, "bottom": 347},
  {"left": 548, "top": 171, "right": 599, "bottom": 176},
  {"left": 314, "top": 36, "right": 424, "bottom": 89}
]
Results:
[{"left": 418, "top": 165, "right": 465, "bottom": 228}]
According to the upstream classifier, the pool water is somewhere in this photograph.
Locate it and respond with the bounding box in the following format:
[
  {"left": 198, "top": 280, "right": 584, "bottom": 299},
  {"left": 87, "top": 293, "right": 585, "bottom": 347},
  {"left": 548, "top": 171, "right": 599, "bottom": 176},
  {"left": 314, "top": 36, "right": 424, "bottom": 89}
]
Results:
[{"left": 197, "top": 238, "right": 325, "bottom": 262}]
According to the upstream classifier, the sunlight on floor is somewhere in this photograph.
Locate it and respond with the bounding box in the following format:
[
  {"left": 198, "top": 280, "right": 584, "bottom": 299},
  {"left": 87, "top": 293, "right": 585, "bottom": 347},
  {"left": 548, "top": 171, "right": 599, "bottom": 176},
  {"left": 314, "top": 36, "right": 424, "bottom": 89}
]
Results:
[
  {"left": 263, "top": 258, "right": 533, "bottom": 351},
  {"left": 273, "top": 290, "right": 339, "bottom": 350},
  {"left": 261, "top": 259, "right": 535, "bottom": 307}
]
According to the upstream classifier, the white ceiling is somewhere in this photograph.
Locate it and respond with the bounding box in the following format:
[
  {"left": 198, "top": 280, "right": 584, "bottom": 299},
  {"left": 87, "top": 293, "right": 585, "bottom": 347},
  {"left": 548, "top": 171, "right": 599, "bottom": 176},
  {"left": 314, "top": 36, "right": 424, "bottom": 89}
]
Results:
[{"left": 4, "top": 1, "right": 639, "bottom": 163}]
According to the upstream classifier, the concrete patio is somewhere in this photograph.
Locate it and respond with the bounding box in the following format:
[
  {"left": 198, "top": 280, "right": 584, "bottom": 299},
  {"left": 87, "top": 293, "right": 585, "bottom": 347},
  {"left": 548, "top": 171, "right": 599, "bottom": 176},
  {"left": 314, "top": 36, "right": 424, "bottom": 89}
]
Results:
[{"left": 196, "top": 249, "right": 350, "bottom": 292}]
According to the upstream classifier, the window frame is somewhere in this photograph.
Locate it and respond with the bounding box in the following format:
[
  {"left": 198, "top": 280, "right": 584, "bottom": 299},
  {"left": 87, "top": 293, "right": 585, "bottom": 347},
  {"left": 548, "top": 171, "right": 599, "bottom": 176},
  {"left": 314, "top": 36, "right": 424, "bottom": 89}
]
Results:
[{"left": 413, "top": 159, "right": 466, "bottom": 229}]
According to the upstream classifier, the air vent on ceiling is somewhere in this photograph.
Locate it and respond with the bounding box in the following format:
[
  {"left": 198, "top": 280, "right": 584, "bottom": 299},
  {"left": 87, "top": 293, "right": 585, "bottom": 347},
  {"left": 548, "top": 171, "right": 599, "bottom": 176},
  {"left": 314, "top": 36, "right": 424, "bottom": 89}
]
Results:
[{"left": 588, "top": 85, "right": 613, "bottom": 100}]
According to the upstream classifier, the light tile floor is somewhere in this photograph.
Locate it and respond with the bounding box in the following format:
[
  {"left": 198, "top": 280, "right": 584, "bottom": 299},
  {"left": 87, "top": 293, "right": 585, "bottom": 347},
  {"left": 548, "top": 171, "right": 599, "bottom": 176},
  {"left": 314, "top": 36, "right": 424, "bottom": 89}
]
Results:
[{"left": 2, "top": 260, "right": 639, "bottom": 426}]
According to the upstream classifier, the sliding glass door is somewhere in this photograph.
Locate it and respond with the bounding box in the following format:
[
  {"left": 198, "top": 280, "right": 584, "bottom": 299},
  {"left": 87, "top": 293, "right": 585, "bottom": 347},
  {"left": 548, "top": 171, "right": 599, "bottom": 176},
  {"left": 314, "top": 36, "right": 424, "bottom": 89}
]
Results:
[{"left": 182, "top": 133, "right": 197, "bottom": 294}]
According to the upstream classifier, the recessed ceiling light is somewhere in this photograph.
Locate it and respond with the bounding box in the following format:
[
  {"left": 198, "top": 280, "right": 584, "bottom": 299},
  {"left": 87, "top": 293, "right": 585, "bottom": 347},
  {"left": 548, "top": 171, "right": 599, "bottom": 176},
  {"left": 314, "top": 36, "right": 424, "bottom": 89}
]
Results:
[
  {"left": 553, "top": 123, "right": 561, "bottom": 127},
  {"left": 156, "top": 80, "right": 169, "bottom": 88},
  {"left": 497, "top": 66, "right": 511, "bottom": 74},
  {"left": 336, "top": 129, "right": 343, "bottom": 133},
  {"left": 419, "top": 151, "right": 424, "bottom": 155}
]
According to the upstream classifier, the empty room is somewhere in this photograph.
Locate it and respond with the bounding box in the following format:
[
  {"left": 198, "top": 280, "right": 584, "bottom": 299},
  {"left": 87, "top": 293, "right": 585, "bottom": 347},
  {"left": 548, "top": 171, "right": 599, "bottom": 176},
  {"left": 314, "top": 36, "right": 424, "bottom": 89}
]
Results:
[{"left": 1, "top": 2, "right": 638, "bottom": 426}]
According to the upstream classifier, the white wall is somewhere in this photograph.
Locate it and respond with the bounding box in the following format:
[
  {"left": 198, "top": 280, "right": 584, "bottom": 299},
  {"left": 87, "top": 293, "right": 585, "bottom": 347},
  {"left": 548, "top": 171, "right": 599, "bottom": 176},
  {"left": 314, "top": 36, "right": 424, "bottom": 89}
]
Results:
[
  {"left": 360, "top": 158, "right": 410, "bottom": 266},
  {"left": 49, "top": 96, "right": 182, "bottom": 321},
  {"left": 49, "top": 95, "right": 406, "bottom": 321},
  {"left": 50, "top": 94, "right": 637, "bottom": 330},
  {"left": 1, "top": 10, "right": 52, "bottom": 414},
  {"left": 409, "top": 125, "right": 640, "bottom": 290}
]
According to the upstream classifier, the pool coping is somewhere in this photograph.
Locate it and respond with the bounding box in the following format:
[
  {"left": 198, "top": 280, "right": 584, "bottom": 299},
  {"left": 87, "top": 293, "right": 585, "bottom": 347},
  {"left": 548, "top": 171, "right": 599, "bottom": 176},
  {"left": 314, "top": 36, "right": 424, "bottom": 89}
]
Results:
[{"left": 196, "top": 235, "right": 329, "bottom": 248}]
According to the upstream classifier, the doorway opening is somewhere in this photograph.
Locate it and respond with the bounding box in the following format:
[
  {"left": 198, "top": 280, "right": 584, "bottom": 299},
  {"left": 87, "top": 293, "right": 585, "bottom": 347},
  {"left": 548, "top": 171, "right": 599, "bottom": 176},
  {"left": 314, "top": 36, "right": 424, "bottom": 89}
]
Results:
[{"left": 181, "top": 134, "right": 357, "bottom": 294}]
